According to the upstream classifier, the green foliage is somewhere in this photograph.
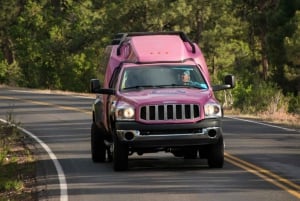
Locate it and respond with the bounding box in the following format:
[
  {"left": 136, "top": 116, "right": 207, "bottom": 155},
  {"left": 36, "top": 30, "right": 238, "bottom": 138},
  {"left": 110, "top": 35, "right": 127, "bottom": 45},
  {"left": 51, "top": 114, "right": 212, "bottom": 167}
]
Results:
[
  {"left": 0, "top": 150, "right": 7, "bottom": 165},
  {"left": 288, "top": 94, "right": 300, "bottom": 114},
  {"left": 285, "top": 11, "right": 300, "bottom": 66},
  {"left": 232, "top": 79, "right": 289, "bottom": 114},
  {"left": 0, "top": 178, "right": 23, "bottom": 191},
  {"left": 0, "top": 0, "right": 299, "bottom": 112},
  {"left": 0, "top": 61, "right": 22, "bottom": 86}
]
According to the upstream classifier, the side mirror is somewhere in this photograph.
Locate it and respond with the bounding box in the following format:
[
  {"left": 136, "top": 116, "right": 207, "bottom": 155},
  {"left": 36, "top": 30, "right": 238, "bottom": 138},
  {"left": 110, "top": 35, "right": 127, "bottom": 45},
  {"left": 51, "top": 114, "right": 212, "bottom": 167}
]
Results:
[
  {"left": 224, "top": 74, "right": 235, "bottom": 88},
  {"left": 90, "top": 79, "right": 116, "bottom": 95},
  {"left": 90, "top": 79, "right": 101, "bottom": 93},
  {"left": 212, "top": 74, "right": 235, "bottom": 91}
]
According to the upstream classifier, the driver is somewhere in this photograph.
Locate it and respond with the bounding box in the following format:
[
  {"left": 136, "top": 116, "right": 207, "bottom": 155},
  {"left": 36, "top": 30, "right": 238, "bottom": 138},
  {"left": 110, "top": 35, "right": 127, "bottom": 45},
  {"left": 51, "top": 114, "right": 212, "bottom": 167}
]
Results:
[
  {"left": 181, "top": 70, "right": 192, "bottom": 85},
  {"left": 181, "top": 70, "right": 208, "bottom": 89}
]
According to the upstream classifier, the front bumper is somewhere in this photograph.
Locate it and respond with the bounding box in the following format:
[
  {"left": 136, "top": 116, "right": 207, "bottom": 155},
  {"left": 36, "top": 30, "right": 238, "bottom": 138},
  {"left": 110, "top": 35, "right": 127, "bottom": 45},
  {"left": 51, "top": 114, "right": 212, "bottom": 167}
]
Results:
[{"left": 115, "top": 119, "right": 222, "bottom": 148}]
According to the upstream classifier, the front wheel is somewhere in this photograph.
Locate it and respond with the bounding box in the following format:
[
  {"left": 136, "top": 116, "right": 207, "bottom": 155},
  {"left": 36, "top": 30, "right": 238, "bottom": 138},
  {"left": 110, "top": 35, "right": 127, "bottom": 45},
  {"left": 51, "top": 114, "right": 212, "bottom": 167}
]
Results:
[
  {"left": 207, "top": 137, "right": 224, "bottom": 168},
  {"left": 91, "top": 122, "right": 106, "bottom": 162},
  {"left": 113, "top": 137, "right": 128, "bottom": 171}
]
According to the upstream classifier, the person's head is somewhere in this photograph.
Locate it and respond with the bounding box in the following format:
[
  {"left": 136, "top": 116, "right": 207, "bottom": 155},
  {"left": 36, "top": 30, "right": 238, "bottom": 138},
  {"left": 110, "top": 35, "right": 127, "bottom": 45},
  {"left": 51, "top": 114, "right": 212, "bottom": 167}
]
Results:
[{"left": 181, "top": 70, "right": 190, "bottom": 83}]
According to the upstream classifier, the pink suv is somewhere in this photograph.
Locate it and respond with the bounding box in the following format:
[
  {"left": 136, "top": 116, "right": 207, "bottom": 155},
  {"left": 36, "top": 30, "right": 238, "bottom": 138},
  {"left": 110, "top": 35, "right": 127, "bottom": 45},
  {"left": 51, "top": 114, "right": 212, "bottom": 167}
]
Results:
[{"left": 90, "top": 32, "right": 234, "bottom": 171}]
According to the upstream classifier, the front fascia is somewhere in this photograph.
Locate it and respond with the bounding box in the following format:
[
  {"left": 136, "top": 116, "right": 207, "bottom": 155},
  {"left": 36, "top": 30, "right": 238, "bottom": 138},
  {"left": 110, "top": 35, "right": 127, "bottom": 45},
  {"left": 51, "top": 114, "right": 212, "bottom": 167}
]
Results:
[
  {"left": 113, "top": 62, "right": 219, "bottom": 124},
  {"left": 114, "top": 87, "right": 219, "bottom": 125}
]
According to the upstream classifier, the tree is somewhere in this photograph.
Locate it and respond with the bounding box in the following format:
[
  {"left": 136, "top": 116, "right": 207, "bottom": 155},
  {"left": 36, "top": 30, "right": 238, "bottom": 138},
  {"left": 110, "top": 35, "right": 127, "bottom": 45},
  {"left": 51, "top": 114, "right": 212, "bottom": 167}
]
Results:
[
  {"left": 6, "top": 0, "right": 105, "bottom": 91},
  {"left": 266, "top": 0, "right": 299, "bottom": 93},
  {"left": 284, "top": 11, "right": 300, "bottom": 95},
  {"left": 0, "top": 0, "right": 25, "bottom": 85},
  {"left": 233, "top": 0, "right": 298, "bottom": 89},
  {"left": 0, "top": 0, "right": 24, "bottom": 64}
]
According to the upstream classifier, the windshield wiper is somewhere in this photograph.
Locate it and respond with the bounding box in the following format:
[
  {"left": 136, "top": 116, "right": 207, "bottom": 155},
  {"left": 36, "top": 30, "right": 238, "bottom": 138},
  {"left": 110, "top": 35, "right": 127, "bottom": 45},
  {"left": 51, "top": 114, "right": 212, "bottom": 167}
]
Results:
[
  {"left": 123, "top": 85, "right": 156, "bottom": 90},
  {"left": 123, "top": 84, "right": 207, "bottom": 90},
  {"left": 157, "top": 84, "right": 207, "bottom": 89}
]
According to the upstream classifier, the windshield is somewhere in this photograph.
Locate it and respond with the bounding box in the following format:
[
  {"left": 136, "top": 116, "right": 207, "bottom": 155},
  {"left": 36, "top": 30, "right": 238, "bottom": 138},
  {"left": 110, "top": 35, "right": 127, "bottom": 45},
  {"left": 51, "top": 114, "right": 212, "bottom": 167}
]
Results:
[{"left": 120, "top": 65, "right": 208, "bottom": 90}]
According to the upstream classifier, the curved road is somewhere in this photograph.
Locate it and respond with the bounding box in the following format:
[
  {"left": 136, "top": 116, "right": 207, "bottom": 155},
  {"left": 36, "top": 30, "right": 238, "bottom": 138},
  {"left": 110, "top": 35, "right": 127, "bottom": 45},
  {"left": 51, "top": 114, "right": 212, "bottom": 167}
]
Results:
[{"left": 0, "top": 87, "right": 299, "bottom": 201}]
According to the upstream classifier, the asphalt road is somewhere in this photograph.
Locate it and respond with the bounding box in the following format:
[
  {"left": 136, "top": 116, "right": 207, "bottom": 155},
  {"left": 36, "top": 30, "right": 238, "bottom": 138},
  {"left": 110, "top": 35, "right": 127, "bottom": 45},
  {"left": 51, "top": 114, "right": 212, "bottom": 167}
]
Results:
[{"left": 0, "top": 87, "right": 299, "bottom": 201}]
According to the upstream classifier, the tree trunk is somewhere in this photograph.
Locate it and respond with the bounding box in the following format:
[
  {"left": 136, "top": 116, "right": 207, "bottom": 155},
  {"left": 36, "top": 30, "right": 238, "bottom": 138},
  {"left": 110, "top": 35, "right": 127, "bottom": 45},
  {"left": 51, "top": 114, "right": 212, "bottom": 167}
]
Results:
[
  {"left": 1, "top": 38, "right": 14, "bottom": 64},
  {"left": 262, "top": 53, "right": 269, "bottom": 80},
  {"left": 260, "top": 32, "right": 269, "bottom": 80},
  {"left": 194, "top": 10, "right": 203, "bottom": 44}
]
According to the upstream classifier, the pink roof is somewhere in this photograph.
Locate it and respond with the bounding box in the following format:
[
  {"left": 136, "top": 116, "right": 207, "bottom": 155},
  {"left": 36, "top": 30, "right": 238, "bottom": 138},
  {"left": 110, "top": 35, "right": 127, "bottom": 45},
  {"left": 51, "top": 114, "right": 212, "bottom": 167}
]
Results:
[
  {"left": 103, "top": 33, "right": 211, "bottom": 87},
  {"left": 130, "top": 35, "right": 193, "bottom": 62}
]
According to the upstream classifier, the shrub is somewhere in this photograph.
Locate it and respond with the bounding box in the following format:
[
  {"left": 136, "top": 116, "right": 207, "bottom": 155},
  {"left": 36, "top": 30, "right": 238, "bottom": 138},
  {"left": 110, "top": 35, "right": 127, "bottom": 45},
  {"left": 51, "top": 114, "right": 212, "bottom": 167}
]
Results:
[
  {"left": 0, "top": 61, "right": 22, "bottom": 86},
  {"left": 288, "top": 94, "right": 300, "bottom": 114},
  {"left": 232, "top": 80, "right": 289, "bottom": 114}
]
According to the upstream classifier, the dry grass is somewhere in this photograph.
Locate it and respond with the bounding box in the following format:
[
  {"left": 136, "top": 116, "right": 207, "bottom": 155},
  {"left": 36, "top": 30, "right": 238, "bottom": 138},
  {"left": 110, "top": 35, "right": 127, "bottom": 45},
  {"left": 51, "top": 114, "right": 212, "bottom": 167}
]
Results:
[
  {"left": 225, "top": 109, "right": 300, "bottom": 130},
  {"left": 0, "top": 122, "right": 37, "bottom": 201}
]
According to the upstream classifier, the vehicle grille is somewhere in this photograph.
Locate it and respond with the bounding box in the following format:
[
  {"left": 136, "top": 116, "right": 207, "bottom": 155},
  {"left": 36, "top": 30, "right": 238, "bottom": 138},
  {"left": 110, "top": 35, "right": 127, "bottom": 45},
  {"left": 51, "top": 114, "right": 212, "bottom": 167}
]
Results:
[{"left": 140, "top": 104, "right": 200, "bottom": 121}]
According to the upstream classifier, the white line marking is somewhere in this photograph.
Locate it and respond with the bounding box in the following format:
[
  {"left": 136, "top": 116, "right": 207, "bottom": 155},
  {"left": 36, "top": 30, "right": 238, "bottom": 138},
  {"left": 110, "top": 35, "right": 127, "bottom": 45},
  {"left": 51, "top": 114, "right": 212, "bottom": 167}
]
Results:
[
  {"left": 226, "top": 116, "right": 297, "bottom": 132},
  {"left": 0, "top": 118, "right": 68, "bottom": 201}
]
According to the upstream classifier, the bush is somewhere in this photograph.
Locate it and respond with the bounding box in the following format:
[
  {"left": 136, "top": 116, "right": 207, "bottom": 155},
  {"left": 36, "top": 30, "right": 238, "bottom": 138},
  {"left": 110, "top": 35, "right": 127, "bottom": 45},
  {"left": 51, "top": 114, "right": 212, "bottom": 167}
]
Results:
[
  {"left": 0, "top": 61, "right": 22, "bottom": 86},
  {"left": 288, "top": 94, "right": 300, "bottom": 114},
  {"left": 232, "top": 80, "right": 289, "bottom": 114}
]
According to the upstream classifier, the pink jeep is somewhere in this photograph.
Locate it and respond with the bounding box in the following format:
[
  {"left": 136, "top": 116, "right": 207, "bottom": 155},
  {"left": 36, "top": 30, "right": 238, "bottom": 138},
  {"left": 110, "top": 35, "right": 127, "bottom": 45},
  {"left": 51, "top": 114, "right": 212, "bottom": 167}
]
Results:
[{"left": 90, "top": 32, "right": 234, "bottom": 171}]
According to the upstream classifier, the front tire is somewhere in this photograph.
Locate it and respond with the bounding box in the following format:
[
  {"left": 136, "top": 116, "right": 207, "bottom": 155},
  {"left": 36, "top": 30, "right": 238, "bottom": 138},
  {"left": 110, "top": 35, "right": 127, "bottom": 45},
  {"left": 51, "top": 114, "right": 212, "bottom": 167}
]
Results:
[
  {"left": 113, "top": 137, "right": 128, "bottom": 171},
  {"left": 207, "top": 137, "right": 224, "bottom": 168},
  {"left": 91, "top": 122, "right": 106, "bottom": 162}
]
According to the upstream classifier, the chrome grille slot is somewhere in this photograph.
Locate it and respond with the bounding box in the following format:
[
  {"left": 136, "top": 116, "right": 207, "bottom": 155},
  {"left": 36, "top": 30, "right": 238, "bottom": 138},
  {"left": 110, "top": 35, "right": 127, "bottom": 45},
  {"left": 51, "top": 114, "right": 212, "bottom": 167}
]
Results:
[{"left": 140, "top": 104, "right": 200, "bottom": 121}]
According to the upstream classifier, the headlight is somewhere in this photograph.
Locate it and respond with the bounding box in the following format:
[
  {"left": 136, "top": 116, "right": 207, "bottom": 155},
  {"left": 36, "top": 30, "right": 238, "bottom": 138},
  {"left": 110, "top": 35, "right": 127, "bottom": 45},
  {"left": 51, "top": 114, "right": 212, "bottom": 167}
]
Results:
[
  {"left": 204, "top": 103, "right": 222, "bottom": 118},
  {"left": 115, "top": 103, "right": 135, "bottom": 120}
]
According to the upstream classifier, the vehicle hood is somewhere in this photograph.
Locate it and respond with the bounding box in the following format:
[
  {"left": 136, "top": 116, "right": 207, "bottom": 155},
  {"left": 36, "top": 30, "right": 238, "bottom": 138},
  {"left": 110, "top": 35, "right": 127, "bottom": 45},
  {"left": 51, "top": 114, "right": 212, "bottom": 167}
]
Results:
[{"left": 118, "top": 88, "right": 214, "bottom": 106}]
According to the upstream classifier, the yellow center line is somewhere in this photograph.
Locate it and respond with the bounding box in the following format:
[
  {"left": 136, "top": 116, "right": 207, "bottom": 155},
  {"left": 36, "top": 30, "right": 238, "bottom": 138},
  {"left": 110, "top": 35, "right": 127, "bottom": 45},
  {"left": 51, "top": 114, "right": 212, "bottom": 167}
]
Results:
[
  {"left": 225, "top": 153, "right": 300, "bottom": 199},
  {"left": 1, "top": 94, "right": 299, "bottom": 199}
]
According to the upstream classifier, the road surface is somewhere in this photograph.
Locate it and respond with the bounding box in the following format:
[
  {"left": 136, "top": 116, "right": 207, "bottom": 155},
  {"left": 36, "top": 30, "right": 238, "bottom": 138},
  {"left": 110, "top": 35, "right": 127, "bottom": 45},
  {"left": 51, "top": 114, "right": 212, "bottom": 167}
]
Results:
[{"left": 0, "top": 87, "right": 299, "bottom": 201}]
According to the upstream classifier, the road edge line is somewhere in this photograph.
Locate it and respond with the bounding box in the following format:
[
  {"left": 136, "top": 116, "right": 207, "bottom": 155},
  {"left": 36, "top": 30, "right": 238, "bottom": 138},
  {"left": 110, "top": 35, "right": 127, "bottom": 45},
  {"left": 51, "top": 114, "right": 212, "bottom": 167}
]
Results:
[
  {"left": 225, "top": 116, "right": 297, "bottom": 132},
  {"left": 0, "top": 118, "right": 68, "bottom": 201}
]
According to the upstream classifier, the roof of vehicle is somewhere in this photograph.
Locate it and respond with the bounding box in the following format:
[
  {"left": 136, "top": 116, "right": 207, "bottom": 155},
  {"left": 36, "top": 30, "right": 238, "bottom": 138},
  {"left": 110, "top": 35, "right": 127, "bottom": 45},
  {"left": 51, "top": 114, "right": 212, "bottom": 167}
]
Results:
[
  {"left": 104, "top": 32, "right": 210, "bottom": 85},
  {"left": 111, "top": 31, "right": 198, "bottom": 63}
]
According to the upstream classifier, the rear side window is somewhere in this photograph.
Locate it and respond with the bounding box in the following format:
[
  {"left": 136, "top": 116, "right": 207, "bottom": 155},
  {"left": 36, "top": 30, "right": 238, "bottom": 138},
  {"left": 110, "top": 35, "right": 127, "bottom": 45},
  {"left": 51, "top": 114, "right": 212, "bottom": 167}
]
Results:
[{"left": 109, "top": 67, "right": 121, "bottom": 88}]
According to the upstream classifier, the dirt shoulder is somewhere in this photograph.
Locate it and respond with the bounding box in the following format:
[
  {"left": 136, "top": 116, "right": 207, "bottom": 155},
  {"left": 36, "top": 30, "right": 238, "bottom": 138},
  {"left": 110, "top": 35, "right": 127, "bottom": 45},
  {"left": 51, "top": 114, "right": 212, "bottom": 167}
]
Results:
[{"left": 0, "top": 121, "right": 37, "bottom": 201}]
